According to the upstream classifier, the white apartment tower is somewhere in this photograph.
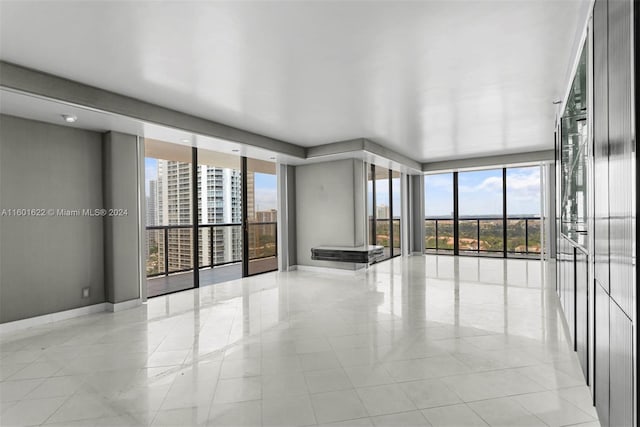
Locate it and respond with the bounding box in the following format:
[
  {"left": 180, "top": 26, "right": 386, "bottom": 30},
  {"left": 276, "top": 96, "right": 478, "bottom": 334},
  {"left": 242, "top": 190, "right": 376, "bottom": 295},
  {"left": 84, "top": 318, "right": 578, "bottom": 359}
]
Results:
[{"left": 153, "top": 160, "right": 244, "bottom": 272}]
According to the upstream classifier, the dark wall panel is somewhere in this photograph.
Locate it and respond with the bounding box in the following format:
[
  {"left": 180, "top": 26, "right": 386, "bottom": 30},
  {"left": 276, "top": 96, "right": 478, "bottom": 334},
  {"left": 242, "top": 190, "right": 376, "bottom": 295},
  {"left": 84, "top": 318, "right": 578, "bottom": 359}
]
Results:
[
  {"left": 576, "top": 248, "right": 589, "bottom": 380},
  {"left": 593, "top": 0, "right": 610, "bottom": 291},
  {"left": 595, "top": 282, "right": 610, "bottom": 427},
  {"left": 607, "top": 0, "right": 634, "bottom": 319},
  {"left": 609, "top": 301, "right": 633, "bottom": 427},
  {"left": 565, "top": 1, "right": 637, "bottom": 425}
]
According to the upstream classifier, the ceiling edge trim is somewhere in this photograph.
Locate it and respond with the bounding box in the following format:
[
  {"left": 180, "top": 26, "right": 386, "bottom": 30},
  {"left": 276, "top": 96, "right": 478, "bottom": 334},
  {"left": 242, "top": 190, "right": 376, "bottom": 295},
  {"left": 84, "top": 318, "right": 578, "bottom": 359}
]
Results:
[
  {"left": 306, "top": 138, "right": 423, "bottom": 172},
  {"left": 305, "top": 138, "right": 366, "bottom": 158},
  {"left": 0, "top": 61, "right": 306, "bottom": 158},
  {"left": 422, "top": 150, "right": 555, "bottom": 173},
  {"left": 362, "top": 140, "right": 422, "bottom": 172}
]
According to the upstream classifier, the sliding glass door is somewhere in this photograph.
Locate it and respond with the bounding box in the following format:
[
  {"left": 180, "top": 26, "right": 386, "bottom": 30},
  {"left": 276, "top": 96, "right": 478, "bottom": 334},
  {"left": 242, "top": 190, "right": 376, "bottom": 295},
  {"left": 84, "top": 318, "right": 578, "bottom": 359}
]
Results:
[
  {"left": 246, "top": 159, "right": 278, "bottom": 275},
  {"left": 145, "top": 139, "right": 195, "bottom": 297},
  {"left": 391, "top": 170, "right": 401, "bottom": 254},
  {"left": 375, "top": 167, "right": 391, "bottom": 259},
  {"left": 368, "top": 164, "right": 402, "bottom": 261},
  {"left": 144, "top": 139, "right": 279, "bottom": 297},
  {"left": 197, "top": 148, "right": 243, "bottom": 285}
]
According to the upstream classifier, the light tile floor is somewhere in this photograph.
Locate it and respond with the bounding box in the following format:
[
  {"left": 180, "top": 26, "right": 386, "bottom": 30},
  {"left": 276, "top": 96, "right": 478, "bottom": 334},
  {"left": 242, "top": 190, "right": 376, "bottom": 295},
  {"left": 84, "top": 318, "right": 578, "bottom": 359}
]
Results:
[{"left": 0, "top": 255, "right": 600, "bottom": 427}]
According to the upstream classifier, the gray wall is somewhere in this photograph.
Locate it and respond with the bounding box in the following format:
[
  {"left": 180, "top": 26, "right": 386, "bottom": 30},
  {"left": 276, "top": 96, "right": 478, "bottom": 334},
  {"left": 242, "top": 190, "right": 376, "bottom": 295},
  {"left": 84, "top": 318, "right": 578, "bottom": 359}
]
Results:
[
  {"left": 103, "top": 132, "right": 141, "bottom": 304},
  {"left": 410, "top": 175, "right": 425, "bottom": 254},
  {"left": 279, "top": 164, "right": 297, "bottom": 269},
  {"left": 295, "top": 159, "right": 366, "bottom": 269},
  {"left": 0, "top": 115, "right": 105, "bottom": 322}
]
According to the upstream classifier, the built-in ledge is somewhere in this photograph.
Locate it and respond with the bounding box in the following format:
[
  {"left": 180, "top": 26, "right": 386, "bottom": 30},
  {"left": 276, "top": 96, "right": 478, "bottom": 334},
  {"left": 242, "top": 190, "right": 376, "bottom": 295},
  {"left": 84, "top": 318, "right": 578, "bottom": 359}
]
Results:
[{"left": 311, "top": 245, "right": 384, "bottom": 264}]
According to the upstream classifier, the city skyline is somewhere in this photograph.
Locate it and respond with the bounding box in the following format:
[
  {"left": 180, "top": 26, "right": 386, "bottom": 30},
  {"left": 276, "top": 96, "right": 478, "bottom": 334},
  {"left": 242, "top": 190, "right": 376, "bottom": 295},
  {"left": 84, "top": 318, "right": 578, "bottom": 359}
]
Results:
[{"left": 145, "top": 158, "right": 278, "bottom": 214}]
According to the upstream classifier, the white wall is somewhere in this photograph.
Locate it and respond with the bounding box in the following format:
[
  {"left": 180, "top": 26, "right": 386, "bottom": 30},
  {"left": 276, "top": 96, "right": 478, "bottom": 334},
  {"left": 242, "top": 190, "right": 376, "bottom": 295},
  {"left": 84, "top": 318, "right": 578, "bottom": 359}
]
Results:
[{"left": 295, "top": 159, "right": 366, "bottom": 269}]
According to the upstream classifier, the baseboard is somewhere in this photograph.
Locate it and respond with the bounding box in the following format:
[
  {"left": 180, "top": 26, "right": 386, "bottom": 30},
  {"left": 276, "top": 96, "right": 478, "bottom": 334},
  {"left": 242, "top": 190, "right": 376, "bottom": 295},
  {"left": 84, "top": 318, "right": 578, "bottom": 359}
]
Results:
[
  {"left": 287, "top": 265, "right": 298, "bottom": 271},
  {"left": 106, "top": 298, "right": 142, "bottom": 313},
  {"left": 0, "top": 302, "right": 107, "bottom": 334},
  {"left": 1, "top": 298, "right": 143, "bottom": 334}
]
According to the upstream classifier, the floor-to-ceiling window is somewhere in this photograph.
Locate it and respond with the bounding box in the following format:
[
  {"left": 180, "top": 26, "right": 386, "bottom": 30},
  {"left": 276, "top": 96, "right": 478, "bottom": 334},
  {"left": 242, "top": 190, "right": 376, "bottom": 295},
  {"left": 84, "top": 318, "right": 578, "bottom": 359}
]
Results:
[
  {"left": 145, "top": 139, "right": 195, "bottom": 297},
  {"left": 424, "top": 166, "right": 542, "bottom": 258},
  {"left": 458, "top": 168, "right": 504, "bottom": 256},
  {"left": 197, "top": 148, "right": 243, "bottom": 285},
  {"left": 506, "top": 166, "right": 541, "bottom": 256},
  {"left": 144, "top": 139, "right": 279, "bottom": 297},
  {"left": 368, "top": 164, "right": 402, "bottom": 261},
  {"left": 375, "top": 166, "right": 391, "bottom": 258},
  {"left": 246, "top": 158, "right": 278, "bottom": 275},
  {"left": 424, "top": 173, "right": 454, "bottom": 252},
  {"left": 391, "top": 170, "right": 401, "bottom": 254}
]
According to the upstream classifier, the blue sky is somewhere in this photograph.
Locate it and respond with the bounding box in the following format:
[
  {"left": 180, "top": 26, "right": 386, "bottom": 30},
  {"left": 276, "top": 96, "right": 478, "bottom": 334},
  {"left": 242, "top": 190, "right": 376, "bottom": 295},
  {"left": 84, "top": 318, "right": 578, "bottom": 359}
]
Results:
[
  {"left": 145, "top": 158, "right": 158, "bottom": 193},
  {"left": 254, "top": 172, "right": 277, "bottom": 211},
  {"left": 425, "top": 167, "right": 541, "bottom": 217},
  {"left": 367, "top": 176, "right": 402, "bottom": 217}
]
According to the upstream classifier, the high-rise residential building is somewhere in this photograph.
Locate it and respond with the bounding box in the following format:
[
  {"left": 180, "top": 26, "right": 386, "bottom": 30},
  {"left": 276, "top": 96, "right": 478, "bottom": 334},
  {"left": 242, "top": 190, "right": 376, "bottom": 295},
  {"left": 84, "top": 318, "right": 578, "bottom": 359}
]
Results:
[
  {"left": 197, "top": 165, "right": 243, "bottom": 266},
  {"left": 376, "top": 204, "right": 389, "bottom": 219},
  {"left": 154, "top": 160, "right": 244, "bottom": 272},
  {"left": 146, "top": 180, "right": 158, "bottom": 227},
  {"left": 256, "top": 209, "right": 277, "bottom": 222},
  {"left": 156, "top": 160, "right": 193, "bottom": 272},
  {"left": 145, "top": 179, "right": 158, "bottom": 263},
  {"left": 246, "top": 171, "right": 255, "bottom": 220}
]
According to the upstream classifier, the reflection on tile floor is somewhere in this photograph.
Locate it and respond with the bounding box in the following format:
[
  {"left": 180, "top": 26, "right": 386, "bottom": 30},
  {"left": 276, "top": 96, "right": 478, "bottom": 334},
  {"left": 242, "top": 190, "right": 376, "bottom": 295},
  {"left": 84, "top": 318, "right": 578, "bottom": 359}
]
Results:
[{"left": 0, "top": 255, "right": 600, "bottom": 426}]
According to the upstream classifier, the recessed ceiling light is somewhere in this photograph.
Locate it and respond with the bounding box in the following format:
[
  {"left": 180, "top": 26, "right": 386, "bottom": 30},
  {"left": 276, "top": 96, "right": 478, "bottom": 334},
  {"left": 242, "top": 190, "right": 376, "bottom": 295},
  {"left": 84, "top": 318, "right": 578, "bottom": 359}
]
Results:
[
  {"left": 181, "top": 138, "right": 190, "bottom": 143},
  {"left": 232, "top": 149, "right": 240, "bottom": 153},
  {"left": 269, "top": 157, "right": 276, "bottom": 160},
  {"left": 61, "top": 114, "right": 77, "bottom": 123}
]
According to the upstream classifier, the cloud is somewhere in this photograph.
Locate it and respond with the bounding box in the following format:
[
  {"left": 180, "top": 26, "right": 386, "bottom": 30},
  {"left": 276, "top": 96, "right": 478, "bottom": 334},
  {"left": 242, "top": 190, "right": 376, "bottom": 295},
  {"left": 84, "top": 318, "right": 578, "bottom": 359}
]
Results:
[
  {"left": 457, "top": 172, "right": 501, "bottom": 194},
  {"left": 476, "top": 176, "right": 503, "bottom": 192},
  {"left": 457, "top": 168, "right": 540, "bottom": 197},
  {"left": 506, "top": 169, "right": 540, "bottom": 202}
]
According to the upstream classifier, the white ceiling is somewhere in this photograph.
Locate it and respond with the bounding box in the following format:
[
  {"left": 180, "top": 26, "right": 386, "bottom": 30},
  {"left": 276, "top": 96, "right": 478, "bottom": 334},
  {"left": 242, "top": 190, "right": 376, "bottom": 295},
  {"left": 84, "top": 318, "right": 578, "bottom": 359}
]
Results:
[{"left": 0, "top": 0, "right": 588, "bottom": 162}]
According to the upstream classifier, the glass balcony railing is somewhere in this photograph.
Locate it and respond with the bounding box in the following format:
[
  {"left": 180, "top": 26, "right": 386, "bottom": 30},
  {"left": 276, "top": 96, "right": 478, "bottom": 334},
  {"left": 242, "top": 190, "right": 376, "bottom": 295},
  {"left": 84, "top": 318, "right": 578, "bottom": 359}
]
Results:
[
  {"left": 507, "top": 218, "right": 541, "bottom": 254},
  {"left": 424, "top": 218, "right": 454, "bottom": 251},
  {"left": 146, "top": 223, "right": 242, "bottom": 279},
  {"left": 425, "top": 217, "right": 541, "bottom": 257},
  {"left": 200, "top": 224, "right": 243, "bottom": 267},
  {"left": 248, "top": 221, "right": 278, "bottom": 275},
  {"left": 368, "top": 218, "right": 402, "bottom": 259},
  {"left": 247, "top": 222, "right": 277, "bottom": 260},
  {"left": 392, "top": 219, "right": 400, "bottom": 252},
  {"left": 458, "top": 219, "right": 479, "bottom": 252}
]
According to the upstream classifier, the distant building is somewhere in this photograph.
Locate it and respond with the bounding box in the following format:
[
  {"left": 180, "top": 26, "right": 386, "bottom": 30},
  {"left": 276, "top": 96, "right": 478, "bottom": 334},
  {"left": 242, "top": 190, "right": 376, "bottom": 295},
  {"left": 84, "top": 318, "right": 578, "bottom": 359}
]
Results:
[
  {"left": 376, "top": 204, "right": 390, "bottom": 219},
  {"left": 150, "top": 160, "right": 245, "bottom": 273},
  {"left": 256, "top": 209, "right": 277, "bottom": 222}
]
